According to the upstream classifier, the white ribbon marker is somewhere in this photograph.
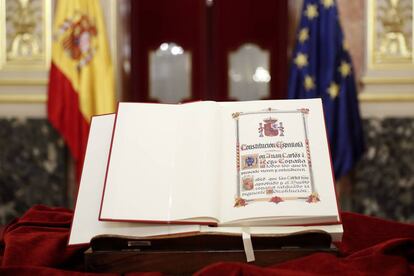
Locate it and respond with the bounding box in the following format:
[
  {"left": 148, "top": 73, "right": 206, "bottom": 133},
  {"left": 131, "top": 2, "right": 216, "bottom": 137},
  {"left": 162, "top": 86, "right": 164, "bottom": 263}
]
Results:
[{"left": 242, "top": 228, "right": 255, "bottom": 262}]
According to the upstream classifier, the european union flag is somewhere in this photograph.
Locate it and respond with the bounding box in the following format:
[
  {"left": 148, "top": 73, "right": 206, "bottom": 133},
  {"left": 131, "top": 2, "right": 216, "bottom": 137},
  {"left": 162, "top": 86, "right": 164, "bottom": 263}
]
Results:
[{"left": 288, "top": 0, "right": 364, "bottom": 180}]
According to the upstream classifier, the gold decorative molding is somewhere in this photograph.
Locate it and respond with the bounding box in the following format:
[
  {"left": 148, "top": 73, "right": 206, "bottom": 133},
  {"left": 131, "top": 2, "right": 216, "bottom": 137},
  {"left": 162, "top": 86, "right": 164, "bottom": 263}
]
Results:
[
  {"left": 361, "top": 76, "right": 414, "bottom": 84},
  {"left": 0, "top": 93, "right": 46, "bottom": 103},
  {"left": 359, "top": 92, "right": 414, "bottom": 102},
  {"left": 0, "top": 79, "right": 48, "bottom": 86}
]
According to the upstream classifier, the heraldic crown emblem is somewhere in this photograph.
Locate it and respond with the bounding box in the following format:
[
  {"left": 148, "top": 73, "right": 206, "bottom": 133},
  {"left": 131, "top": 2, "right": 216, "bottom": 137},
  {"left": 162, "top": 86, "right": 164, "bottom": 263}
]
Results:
[
  {"left": 54, "top": 12, "right": 98, "bottom": 70},
  {"left": 258, "top": 117, "right": 285, "bottom": 137}
]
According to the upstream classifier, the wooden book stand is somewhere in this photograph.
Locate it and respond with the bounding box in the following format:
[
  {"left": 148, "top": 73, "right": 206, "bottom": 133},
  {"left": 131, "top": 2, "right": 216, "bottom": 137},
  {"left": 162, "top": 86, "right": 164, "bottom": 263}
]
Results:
[{"left": 84, "top": 231, "right": 338, "bottom": 275}]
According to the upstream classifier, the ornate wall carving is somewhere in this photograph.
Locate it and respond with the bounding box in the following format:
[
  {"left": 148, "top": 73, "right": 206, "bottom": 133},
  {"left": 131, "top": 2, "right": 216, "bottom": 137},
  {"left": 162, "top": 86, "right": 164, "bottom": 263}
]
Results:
[
  {"left": 374, "top": 0, "right": 412, "bottom": 64},
  {"left": 362, "top": 0, "right": 414, "bottom": 102},
  {"left": 0, "top": 0, "right": 51, "bottom": 107},
  {"left": 0, "top": 0, "right": 51, "bottom": 75}
]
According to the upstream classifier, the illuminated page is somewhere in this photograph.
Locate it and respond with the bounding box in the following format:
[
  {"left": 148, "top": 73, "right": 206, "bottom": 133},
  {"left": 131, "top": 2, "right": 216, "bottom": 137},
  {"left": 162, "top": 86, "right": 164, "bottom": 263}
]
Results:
[
  {"left": 235, "top": 109, "right": 314, "bottom": 202},
  {"left": 218, "top": 99, "right": 339, "bottom": 226},
  {"left": 100, "top": 102, "right": 221, "bottom": 223}
]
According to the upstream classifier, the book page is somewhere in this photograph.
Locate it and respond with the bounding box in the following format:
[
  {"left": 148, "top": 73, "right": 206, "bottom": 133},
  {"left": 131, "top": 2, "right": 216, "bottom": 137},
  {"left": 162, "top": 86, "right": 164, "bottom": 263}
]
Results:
[
  {"left": 218, "top": 99, "right": 339, "bottom": 225},
  {"left": 236, "top": 109, "right": 313, "bottom": 201},
  {"left": 100, "top": 102, "right": 221, "bottom": 223},
  {"left": 69, "top": 114, "right": 199, "bottom": 245},
  {"left": 168, "top": 102, "right": 222, "bottom": 221}
]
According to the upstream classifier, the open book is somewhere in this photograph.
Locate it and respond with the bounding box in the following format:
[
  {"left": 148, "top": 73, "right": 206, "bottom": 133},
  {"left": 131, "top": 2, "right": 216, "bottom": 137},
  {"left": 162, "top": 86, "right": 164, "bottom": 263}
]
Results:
[
  {"left": 99, "top": 99, "right": 340, "bottom": 227},
  {"left": 69, "top": 112, "right": 342, "bottom": 246}
]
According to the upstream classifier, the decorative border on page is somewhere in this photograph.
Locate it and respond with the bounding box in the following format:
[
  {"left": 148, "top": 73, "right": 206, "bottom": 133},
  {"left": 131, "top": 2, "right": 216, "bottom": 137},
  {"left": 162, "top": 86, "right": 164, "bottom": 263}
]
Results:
[{"left": 232, "top": 108, "right": 319, "bottom": 207}]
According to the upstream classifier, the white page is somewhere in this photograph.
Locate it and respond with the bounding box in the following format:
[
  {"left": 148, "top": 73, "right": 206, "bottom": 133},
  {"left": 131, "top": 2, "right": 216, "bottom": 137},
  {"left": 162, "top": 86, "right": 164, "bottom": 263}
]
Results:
[
  {"left": 69, "top": 114, "right": 199, "bottom": 245},
  {"left": 168, "top": 102, "right": 222, "bottom": 220},
  {"left": 218, "top": 99, "right": 339, "bottom": 225},
  {"left": 100, "top": 102, "right": 221, "bottom": 222}
]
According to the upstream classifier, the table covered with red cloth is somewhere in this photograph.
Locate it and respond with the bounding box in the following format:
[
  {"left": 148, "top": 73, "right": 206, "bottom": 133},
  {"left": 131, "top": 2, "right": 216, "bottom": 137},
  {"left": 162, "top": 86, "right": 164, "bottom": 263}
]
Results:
[{"left": 1, "top": 205, "right": 413, "bottom": 275}]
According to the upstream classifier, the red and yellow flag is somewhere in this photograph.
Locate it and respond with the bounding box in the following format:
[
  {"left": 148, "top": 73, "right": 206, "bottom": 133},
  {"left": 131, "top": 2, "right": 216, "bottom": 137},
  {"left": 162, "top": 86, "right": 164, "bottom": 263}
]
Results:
[{"left": 48, "top": 0, "right": 116, "bottom": 181}]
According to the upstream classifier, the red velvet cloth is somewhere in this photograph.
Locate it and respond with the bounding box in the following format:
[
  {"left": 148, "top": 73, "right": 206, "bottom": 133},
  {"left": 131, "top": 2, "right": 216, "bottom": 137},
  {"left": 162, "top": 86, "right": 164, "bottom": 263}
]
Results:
[{"left": 1, "top": 205, "right": 413, "bottom": 275}]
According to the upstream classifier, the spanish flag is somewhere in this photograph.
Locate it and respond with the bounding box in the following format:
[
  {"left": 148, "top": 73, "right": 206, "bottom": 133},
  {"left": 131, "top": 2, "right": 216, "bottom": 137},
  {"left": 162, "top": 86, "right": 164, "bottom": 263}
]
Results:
[{"left": 48, "top": 0, "right": 116, "bottom": 181}]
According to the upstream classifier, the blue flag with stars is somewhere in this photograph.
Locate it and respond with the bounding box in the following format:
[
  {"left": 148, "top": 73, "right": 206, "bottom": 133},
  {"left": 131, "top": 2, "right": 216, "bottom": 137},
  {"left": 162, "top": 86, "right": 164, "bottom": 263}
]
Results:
[{"left": 288, "top": 0, "right": 364, "bottom": 180}]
